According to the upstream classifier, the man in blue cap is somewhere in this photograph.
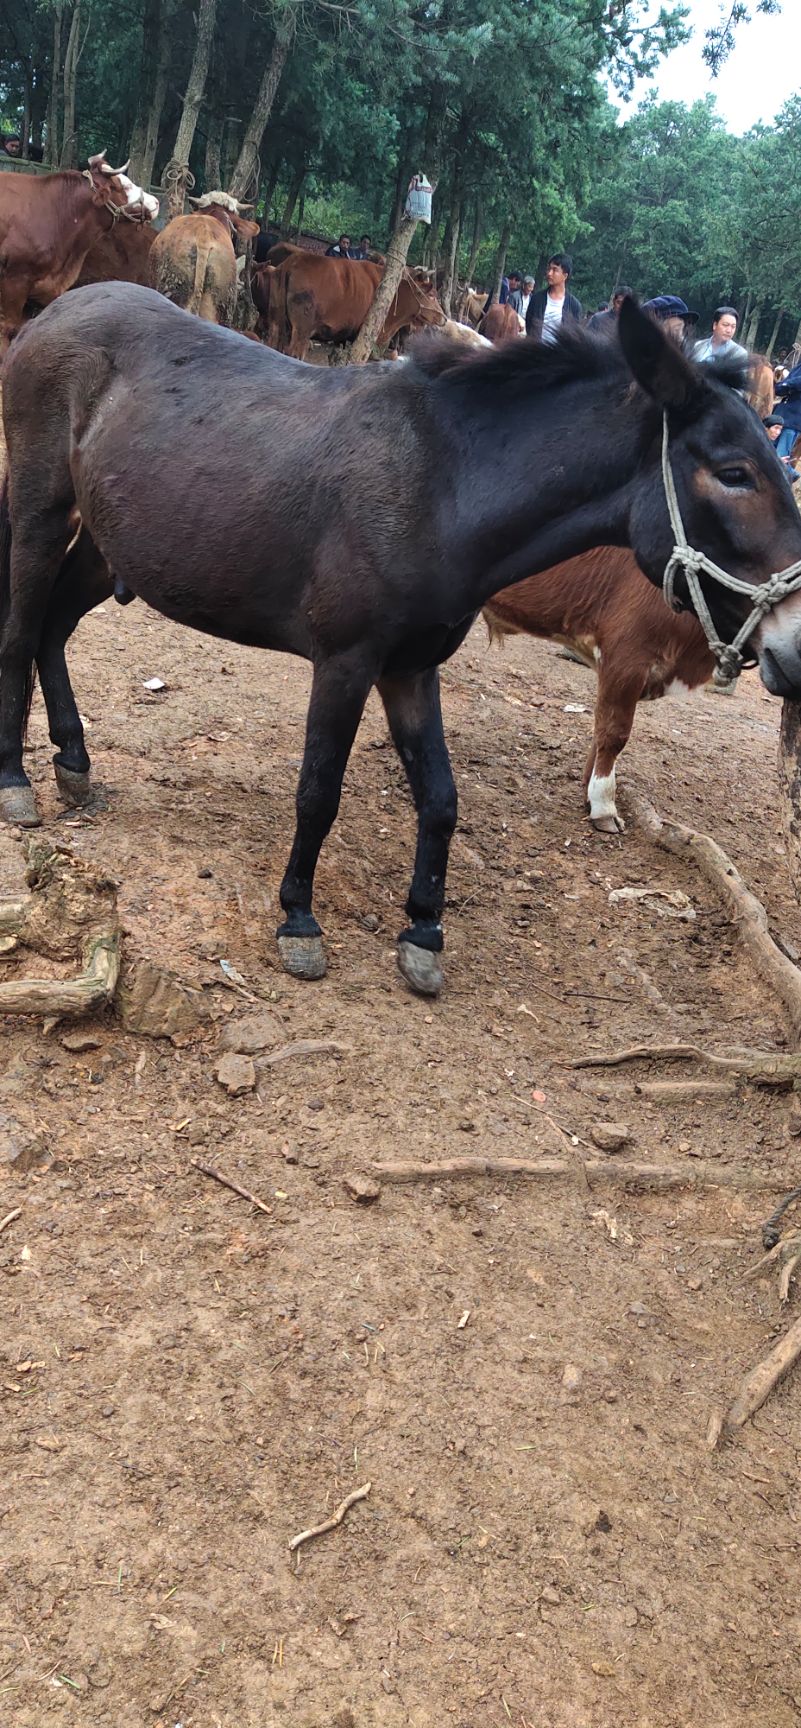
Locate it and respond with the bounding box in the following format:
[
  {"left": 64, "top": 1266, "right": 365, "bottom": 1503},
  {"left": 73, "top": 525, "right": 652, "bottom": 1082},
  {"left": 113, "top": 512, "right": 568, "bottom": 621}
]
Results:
[{"left": 642, "top": 295, "right": 699, "bottom": 342}]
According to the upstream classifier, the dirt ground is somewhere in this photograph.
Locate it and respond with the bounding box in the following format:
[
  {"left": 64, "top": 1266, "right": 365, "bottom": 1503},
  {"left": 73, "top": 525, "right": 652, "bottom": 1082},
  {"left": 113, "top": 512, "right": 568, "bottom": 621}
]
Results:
[{"left": 2, "top": 589, "right": 801, "bottom": 1728}]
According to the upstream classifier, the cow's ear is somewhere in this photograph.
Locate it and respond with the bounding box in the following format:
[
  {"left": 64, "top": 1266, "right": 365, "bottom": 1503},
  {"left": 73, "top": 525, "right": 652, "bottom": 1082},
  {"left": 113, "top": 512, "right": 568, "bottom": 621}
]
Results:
[{"left": 617, "top": 298, "right": 704, "bottom": 413}]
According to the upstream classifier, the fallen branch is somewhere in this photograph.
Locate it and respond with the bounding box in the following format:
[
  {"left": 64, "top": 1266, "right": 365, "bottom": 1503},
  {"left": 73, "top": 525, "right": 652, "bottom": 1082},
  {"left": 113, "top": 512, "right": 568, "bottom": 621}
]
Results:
[
  {"left": 630, "top": 793, "right": 801, "bottom": 1043},
  {"left": 633, "top": 1079, "right": 736, "bottom": 1102},
  {"left": 289, "top": 1482, "right": 372, "bottom": 1554},
  {"left": 724, "top": 1313, "right": 801, "bottom": 1429},
  {"left": 191, "top": 1159, "right": 272, "bottom": 1215},
  {"left": 369, "top": 1156, "right": 775, "bottom": 1191},
  {"left": 572, "top": 1044, "right": 801, "bottom": 1086},
  {"left": 260, "top": 1038, "right": 352, "bottom": 1067},
  {"left": 0, "top": 931, "right": 120, "bottom": 1017},
  {"left": 0, "top": 1207, "right": 21, "bottom": 1236},
  {"left": 0, "top": 841, "right": 120, "bottom": 1020}
]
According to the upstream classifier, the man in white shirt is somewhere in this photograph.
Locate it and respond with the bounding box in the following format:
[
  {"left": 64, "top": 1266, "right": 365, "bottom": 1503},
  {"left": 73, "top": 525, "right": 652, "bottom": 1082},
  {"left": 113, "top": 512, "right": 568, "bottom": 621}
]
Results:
[
  {"left": 694, "top": 306, "right": 747, "bottom": 366},
  {"left": 525, "top": 254, "right": 583, "bottom": 342}
]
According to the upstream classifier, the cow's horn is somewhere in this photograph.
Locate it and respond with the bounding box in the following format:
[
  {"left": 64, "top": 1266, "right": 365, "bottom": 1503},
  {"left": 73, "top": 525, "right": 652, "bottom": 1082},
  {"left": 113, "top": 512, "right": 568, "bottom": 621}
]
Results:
[
  {"left": 235, "top": 200, "right": 255, "bottom": 211},
  {"left": 110, "top": 159, "right": 131, "bottom": 176}
]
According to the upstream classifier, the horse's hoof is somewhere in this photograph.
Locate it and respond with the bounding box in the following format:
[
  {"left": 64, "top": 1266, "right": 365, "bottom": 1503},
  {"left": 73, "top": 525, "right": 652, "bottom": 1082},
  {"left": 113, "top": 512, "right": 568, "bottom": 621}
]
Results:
[
  {"left": 397, "top": 941, "right": 444, "bottom": 997},
  {"left": 278, "top": 933, "right": 327, "bottom": 981},
  {"left": 590, "top": 811, "right": 624, "bottom": 835},
  {"left": 0, "top": 785, "right": 40, "bottom": 827},
  {"left": 54, "top": 763, "right": 106, "bottom": 810}
]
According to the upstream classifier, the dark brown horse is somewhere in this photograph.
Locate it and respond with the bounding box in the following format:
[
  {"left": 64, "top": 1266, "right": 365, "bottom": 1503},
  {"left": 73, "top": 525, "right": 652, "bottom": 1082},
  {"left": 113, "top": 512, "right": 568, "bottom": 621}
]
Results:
[{"left": 2, "top": 282, "right": 801, "bottom": 998}]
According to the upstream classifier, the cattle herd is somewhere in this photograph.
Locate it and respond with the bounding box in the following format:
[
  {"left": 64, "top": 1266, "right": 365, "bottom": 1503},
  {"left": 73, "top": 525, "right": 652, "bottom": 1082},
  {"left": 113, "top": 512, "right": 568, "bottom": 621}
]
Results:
[{"left": 0, "top": 154, "right": 799, "bottom": 995}]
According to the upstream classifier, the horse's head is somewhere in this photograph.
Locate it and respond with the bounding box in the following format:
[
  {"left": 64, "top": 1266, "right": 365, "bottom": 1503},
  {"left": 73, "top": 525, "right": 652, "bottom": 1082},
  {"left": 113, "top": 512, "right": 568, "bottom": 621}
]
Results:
[{"left": 618, "top": 299, "right": 801, "bottom": 697}]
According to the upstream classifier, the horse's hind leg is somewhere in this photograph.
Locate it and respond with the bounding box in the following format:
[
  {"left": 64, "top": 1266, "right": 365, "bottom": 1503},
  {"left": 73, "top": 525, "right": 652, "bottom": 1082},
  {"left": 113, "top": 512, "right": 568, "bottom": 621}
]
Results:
[
  {"left": 35, "top": 537, "right": 114, "bottom": 808},
  {"left": 378, "top": 669, "right": 457, "bottom": 998},
  {"left": 277, "top": 651, "right": 375, "bottom": 980}
]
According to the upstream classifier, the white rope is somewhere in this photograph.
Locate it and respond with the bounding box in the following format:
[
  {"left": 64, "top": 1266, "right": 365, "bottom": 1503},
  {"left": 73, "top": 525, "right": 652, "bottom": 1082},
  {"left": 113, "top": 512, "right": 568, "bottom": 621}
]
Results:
[{"left": 660, "top": 413, "right": 801, "bottom": 685}]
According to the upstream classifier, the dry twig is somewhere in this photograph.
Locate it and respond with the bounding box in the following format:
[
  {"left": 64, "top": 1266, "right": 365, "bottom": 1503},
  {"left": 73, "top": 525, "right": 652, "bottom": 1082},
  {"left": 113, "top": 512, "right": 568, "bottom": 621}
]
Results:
[
  {"left": 191, "top": 1159, "right": 272, "bottom": 1215},
  {"left": 369, "top": 1156, "right": 773, "bottom": 1191},
  {"left": 0, "top": 1208, "right": 21, "bottom": 1237},
  {"left": 289, "top": 1482, "right": 372, "bottom": 1554},
  {"left": 724, "top": 1314, "right": 801, "bottom": 1429},
  {"left": 630, "top": 794, "right": 801, "bottom": 1042}
]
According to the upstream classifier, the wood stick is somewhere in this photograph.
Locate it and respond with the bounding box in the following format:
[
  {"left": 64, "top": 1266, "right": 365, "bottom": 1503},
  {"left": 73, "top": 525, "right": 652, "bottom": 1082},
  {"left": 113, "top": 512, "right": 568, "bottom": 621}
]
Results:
[
  {"left": 259, "top": 1038, "right": 352, "bottom": 1067},
  {"left": 725, "top": 1313, "right": 801, "bottom": 1427},
  {"left": 634, "top": 1079, "right": 736, "bottom": 1102},
  {"left": 369, "top": 1156, "right": 774, "bottom": 1191},
  {"left": 630, "top": 793, "right": 801, "bottom": 1043},
  {"left": 289, "top": 1482, "right": 372, "bottom": 1554},
  {"left": 191, "top": 1159, "right": 272, "bottom": 1215},
  {"left": 0, "top": 1207, "right": 21, "bottom": 1236},
  {"left": 572, "top": 1043, "right": 801, "bottom": 1085},
  {"left": 779, "top": 1250, "right": 801, "bottom": 1304}
]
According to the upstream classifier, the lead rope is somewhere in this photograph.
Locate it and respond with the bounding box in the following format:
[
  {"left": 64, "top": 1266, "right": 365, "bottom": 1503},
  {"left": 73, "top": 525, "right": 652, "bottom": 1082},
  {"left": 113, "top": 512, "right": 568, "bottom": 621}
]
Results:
[{"left": 660, "top": 412, "right": 801, "bottom": 686}]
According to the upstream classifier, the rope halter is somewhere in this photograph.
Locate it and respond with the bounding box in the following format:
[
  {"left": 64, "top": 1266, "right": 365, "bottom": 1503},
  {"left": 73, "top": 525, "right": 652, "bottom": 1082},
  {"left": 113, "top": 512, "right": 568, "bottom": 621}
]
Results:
[{"left": 660, "top": 412, "right": 801, "bottom": 686}]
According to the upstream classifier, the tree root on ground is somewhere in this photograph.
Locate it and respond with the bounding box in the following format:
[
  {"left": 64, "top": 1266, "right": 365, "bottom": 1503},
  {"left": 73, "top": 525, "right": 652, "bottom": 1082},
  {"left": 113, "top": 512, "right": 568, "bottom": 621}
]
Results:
[
  {"left": 0, "top": 839, "right": 119, "bottom": 1018},
  {"left": 572, "top": 1043, "right": 801, "bottom": 1086},
  {"left": 369, "top": 1155, "right": 776, "bottom": 1191}
]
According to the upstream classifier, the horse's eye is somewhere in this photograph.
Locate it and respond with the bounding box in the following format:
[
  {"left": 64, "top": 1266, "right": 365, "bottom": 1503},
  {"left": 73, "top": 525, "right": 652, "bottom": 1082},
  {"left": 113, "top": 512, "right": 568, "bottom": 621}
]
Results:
[{"left": 716, "top": 466, "right": 753, "bottom": 489}]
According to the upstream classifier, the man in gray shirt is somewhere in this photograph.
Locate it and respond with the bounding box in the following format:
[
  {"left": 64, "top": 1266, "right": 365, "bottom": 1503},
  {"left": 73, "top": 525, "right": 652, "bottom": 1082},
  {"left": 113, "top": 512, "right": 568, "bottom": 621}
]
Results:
[{"left": 694, "top": 306, "right": 747, "bottom": 365}]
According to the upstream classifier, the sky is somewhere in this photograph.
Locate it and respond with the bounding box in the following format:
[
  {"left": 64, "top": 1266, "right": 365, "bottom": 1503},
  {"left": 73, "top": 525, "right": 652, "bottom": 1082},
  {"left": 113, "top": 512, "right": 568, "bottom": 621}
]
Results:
[{"left": 617, "top": 0, "right": 796, "bottom": 134}]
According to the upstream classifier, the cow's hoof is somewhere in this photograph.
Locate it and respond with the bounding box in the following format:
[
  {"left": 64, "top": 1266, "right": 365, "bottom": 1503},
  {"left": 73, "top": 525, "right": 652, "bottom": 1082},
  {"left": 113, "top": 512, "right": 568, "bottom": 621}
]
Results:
[
  {"left": 278, "top": 934, "right": 327, "bottom": 981},
  {"left": 54, "top": 763, "right": 106, "bottom": 811},
  {"left": 0, "top": 785, "right": 40, "bottom": 827},
  {"left": 590, "top": 812, "right": 624, "bottom": 835},
  {"left": 397, "top": 941, "right": 444, "bottom": 998}
]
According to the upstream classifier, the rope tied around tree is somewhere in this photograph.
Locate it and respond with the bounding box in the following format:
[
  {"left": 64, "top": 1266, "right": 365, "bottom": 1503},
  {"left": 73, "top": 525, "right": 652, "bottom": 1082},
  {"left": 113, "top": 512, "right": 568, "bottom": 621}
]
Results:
[
  {"left": 162, "top": 158, "right": 196, "bottom": 218},
  {"left": 660, "top": 412, "right": 801, "bottom": 686}
]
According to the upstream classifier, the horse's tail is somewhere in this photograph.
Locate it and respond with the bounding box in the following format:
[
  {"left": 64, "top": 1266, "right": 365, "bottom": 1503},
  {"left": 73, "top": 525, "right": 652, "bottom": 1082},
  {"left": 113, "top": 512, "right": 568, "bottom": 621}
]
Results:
[{"left": 0, "top": 478, "right": 37, "bottom": 738}]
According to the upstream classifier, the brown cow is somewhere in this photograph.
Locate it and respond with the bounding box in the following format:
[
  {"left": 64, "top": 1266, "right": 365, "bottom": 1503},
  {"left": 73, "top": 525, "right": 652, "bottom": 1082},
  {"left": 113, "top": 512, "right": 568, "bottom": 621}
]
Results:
[
  {"left": 74, "top": 219, "right": 156, "bottom": 288},
  {"left": 256, "top": 253, "right": 445, "bottom": 359},
  {"left": 0, "top": 152, "right": 158, "bottom": 345},
  {"left": 149, "top": 192, "right": 259, "bottom": 324},
  {"left": 478, "top": 302, "right": 525, "bottom": 343},
  {"left": 748, "top": 352, "right": 776, "bottom": 422},
  {"left": 456, "top": 287, "right": 486, "bottom": 328},
  {"left": 484, "top": 547, "right": 714, "bottom": 832}
]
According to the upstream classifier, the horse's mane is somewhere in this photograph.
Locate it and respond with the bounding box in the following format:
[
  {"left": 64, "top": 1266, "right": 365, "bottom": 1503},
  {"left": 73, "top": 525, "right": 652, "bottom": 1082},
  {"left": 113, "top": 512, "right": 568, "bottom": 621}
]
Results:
[
  {"left": 408, "top": 323, "right": 750, "bottom": 407},
  {"left": 407, "top": 322, "right": 620, "bottom": 396}
]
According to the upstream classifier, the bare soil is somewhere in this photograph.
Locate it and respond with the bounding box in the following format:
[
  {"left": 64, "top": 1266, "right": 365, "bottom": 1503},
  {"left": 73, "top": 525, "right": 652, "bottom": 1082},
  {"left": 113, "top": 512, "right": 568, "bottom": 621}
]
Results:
[{"left": 2, "top": 596, "right": 801, "bottom": 1728}]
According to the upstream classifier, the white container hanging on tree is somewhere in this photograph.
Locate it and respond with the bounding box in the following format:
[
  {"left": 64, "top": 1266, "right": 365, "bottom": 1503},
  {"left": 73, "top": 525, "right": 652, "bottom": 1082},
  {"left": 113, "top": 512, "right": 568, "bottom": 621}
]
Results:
[{"left": 404, "top": 173, "right": 433, "bottom": 224}]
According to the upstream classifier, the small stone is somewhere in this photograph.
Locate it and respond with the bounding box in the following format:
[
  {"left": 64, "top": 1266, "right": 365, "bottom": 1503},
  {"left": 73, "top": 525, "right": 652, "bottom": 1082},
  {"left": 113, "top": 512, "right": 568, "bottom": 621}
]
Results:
[
  {"left": 2, "top": 1131, "right": 51, "bottom": 1173},
  {"left": 344, "top": 1175, "right": 381, "bottom": 1204},
  {"left": 590, "top": 1122, "right": 632, "bottom": 1154},
  {"left": 186, "top": 1123, "right": 208, "bottom": 1147},
  {"left": 687, "top": 1276, "right": 702, "bottom": 1291},
  {"left": 60, "top": 1031, "right": 102, "bottom": 1053},
  {"left": 360, "top": 914, "right": 380, "bottom": 933},
  {"left": 213, "top": 1052, "right": 256, "bottom": 1095},
  {"left": 541, "top": 1585, "right": 561, "bottom": 1606},
  {"left": 678, "top": 1140, "right": 692, "bottom": 1154},
  {"left": 628, "top": 1301, "right": 648, "bottom": 1316},
  {"left": 218, "top": 1011, "right": 283, "bottom": 1055},
  {"left": 623, "top": 1606, "right": 638, "bottom": 1627},
  {"left": 561, "top": 1362, "right": 582, "bottom": 1392}
]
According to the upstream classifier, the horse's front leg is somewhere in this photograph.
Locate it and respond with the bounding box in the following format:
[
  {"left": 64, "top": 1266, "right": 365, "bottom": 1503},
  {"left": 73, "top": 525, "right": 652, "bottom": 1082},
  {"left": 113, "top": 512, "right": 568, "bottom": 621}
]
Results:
[
  {"left": 35, "top": 542, "right": 114, "bottom": 808},
  {"left": 378, "top": 668, "right": 457, "bottom": 998},
  {"left": 277, "top": 651, "right": 375, "bottom": 980}
]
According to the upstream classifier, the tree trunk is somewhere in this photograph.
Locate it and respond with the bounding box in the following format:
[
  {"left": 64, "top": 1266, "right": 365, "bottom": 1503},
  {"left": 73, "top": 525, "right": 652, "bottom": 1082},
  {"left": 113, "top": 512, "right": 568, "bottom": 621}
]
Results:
[
  {"left": 45, "top": 6, "right": 63, "bottom": 166},
  {"left": 745, "top": 298, "right": 764, "bottom": 351},
  {"left": 440, "top": 196, "right": 462, "bottom": 317},
  {"left": 293, "top": 187, "right": 305, "bottom": 238},
  {"left": 780, "top": 703, "right": 801, "bottom": 903},
  {"left": 137, "top": 1, "right": 172, "bottom": 189},
  {"left": 60, "top": 3, "right": 81, "bottom": 168},
  {"left": 21, "top": 70, "right": 31, "bottom": 159},
  {"left": 260, "top": 154, "right": 282, "bottom": 219},
  {"left": 204, "top": 109, "right": 223, "bottom": 189},
  {"left": 462, "top": 194, "right": 483, "bottom": 287},
  {"left": 487, "top": 220, "right": 511, "bottom": 310},
  {"left": 765, "top": 307, "right": 785, "bottom": 361},
  {"left": 165, "top": 0, "right": 217, "bottom": 216},
  {"left": 279, "top": 162, "right": 305, "bottom": 230},
  {"left": 390, "top": 125, "right": 413, "bottom": 234},
  {"left": 350, "top": 214, "right": 421, "bottom": 364},
  {"left": 228, "top": 9, "right": 296, "bottom": 201}
]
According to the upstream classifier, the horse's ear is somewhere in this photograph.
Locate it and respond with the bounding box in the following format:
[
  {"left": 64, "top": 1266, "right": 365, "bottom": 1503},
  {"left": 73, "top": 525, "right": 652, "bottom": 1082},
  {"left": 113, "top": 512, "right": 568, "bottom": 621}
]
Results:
[{"left": 617, "top": 298, "right": 702, "bottom": 412}]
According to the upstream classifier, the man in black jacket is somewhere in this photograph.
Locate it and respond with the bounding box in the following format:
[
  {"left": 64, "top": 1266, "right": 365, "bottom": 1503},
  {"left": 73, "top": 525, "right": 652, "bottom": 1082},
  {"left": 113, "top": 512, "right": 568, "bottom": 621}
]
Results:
[{"left": 525, "top": 253, "right": 582, "bottom": 342}]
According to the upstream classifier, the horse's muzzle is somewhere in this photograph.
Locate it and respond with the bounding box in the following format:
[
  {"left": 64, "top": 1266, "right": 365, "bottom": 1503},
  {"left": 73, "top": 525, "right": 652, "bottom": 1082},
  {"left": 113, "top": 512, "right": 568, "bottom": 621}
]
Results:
[{"left": 757, "top": 641, "right": 801, "bottom": 699}]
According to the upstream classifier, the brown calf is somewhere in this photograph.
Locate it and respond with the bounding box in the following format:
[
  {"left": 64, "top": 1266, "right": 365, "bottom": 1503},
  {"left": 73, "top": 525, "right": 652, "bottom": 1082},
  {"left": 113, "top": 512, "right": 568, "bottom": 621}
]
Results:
[{"left": 484, "top": 547, "right": 714, "bottom": 832}]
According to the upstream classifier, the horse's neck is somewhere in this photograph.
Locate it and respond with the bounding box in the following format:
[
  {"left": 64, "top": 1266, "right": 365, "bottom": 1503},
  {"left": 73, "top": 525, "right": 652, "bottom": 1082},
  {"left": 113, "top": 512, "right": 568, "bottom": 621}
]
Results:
[{"left": 442, "top": 379, "right": 646, "bottom": 602}]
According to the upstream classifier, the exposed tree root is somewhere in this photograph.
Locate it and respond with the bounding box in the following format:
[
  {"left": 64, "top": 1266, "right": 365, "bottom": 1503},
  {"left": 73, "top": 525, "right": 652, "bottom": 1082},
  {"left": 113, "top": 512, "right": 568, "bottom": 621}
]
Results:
[
  {"left": 0, "top": 840, "right": 119, "bottom": 1019},
  {"left": 715, "top": 1313, "right": 801, "bottom": 1433},
  {"left": 572, "top": 1043, "right": 801, "bottom": 1086},
  {"left": 629, "top": 793, "right": 801, "bottom": 1044}
]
